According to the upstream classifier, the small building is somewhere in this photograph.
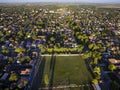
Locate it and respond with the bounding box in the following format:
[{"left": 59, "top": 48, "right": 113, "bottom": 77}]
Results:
[
  {"left": 111, "top": 30, "right": 120, "bottom": 35},
  {"left": 0, "top": 73, "right": 9, "bottom": 81},
  {"left": 20, "top": 68, "right": 31, "bottom": 75},
  {"left": 35, "top": 36, "right": 46, "bottom": 43},
  {"left": 89, "top": 35, "right": 96, "bottom": 41},
  {"left": 108, "top": 58, "right": 120, "bottom": 64}
]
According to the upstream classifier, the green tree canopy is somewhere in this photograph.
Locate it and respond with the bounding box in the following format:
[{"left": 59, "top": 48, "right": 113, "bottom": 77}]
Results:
[
  {"left": 44, "top": 74, "right": 49, "bottom": 86},
  {"left": 15, "top": 47, "right": 26, "bottom": 53},
  {"left": 50, "top": 37, "right": 55, "bottom": 42},
  {"left": 94, "top": 67, "right": 101, "bottom": 75},
  {"left": 9, "top": 73, "right": 18, "bottom": 82},
  {"left": 92, "top": 79, "right": 98, "bottom": 84},
  {"left": 21, "top": 56, "right": 31, "bottom": 64},
  {"left": 108, "top": 64, "right": 116, "bottom": 71}
]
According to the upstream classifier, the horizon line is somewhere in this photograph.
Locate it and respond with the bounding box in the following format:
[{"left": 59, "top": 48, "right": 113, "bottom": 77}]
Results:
[{"left": 0, "top": 1, "right": 120, "bottom": 4}]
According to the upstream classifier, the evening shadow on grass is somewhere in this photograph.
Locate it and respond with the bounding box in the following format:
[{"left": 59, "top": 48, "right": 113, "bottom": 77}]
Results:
[
  {"left": 85, "top": 60, "right": 95, "bottom": 77},
  {"left": 31, "top": 56, "right": 46, "bottom": 90},
  {"left": 49, "top": 54, "right": 56, "bottom": 90}
]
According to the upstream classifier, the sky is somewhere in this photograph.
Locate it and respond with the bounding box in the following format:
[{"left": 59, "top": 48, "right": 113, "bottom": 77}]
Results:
[{"left": 0, "top": 0, "right": 120, "bottom": 3}]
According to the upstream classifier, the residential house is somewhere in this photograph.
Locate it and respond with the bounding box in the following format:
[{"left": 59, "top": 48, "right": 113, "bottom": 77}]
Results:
[
  {"left": 108, "top": 58, "right": 120, "bottom": 64},
  {"left": 0, "top": 73, "right": 9, "bottom": 81}
]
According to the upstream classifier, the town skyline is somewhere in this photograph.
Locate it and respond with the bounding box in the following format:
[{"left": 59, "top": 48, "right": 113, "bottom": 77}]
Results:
[{"left": 0, "top": 0, "right": 120, "bottom": 4}]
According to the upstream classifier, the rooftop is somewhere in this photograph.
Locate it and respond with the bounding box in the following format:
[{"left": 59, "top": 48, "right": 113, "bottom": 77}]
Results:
[{"left": 108, "top": 58, "right": 120, "bottom": 64}]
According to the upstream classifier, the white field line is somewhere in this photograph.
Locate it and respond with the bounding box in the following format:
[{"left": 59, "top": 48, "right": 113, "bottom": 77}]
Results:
[{"left": 39, "top": 84, "right": 90, "bottom": 90}]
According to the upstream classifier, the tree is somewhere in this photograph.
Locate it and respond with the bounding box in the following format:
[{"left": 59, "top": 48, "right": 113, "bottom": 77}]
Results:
[
  {"left": 96, "top": 75, "right": 101, "bottom": 80},
  {"left": 39, "top": 46, "right": 46, "bottom": 54},
  {"left": 47, "top": 48, "right": 52, "bottom": 54},
  {"left": 94, "top": 67, "right": 101, "bottom": 75},
  {"left": 92, "top": 79, "right": 98, "bottom": 84},
  {"left": 83, "top": 51, "right": 92, "bottom": 59},
  {"left": 18, "top": 80, "right": 28, "bottom": 89},
  {"left": 21, "top": 56, "right": 31, "bottom": 64},
  {"left": 24, "top": 80, "right": 28, "bottom": 86},
  {"left": 0, "top": 37, "right": 5, "bottom": 43},
  {"left": 18, "top": 83, "right": 22, "bottom": 89},
  {"left": 75, "top": 32, "right": 80, "bottom": 37},
  {"left": 44, "top": 74, "right": 49, "bottom": 86},
  {"left": 88, "top": 43, "right": 94, "bottom": 50},
  {"left": 88, "top": 44, "right": 99, "bottom": 51},
  {"left": 8, "top": 57, "right": 13, "bottom": 64},
  {"left": 78, "top": 45, "right": 84, "bottom": 53},
  {"left": 73, "top": 25, "right": 80, "bottom": 31},
  {"left": 93, "top": 57, "right": 99, "bottom": 65},
  {"left": 50, "top": 37, "right": 55, "bottom": 42},
  {"left": 108, "top": 64, "right": 116, "bottom": 71},
  {"left": 2, "top": 49, "right": 9, "bottom": 55},
  {"left": 15, "top": 47, "right": 26, "bottom": 53},
  {"left": 92, "top": 44, "right": 99, "bottom": 51},
  {"left": 18, "top": 30, "right": 24, "bottom": 39},
  {"left": 9, "top": 73, "right": 18, "bottom": 82},
  {"left": 92, "top": 51, "right": 102, "bottom": 65},
  {"left": 1, "top": 46, "right": 9, "bottom": 55}
]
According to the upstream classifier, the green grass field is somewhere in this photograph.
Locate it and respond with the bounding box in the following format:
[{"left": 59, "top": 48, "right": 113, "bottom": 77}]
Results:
[
  {"left": 44, "top": 56, "right": 93, "bottom": 85},
  {"left": 32, "top": 55, "right": 93, "bottom": 90}
]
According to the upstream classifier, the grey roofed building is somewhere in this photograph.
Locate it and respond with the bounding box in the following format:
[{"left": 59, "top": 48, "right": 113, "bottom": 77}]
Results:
[{"left": 0, "top": 73, "right": 9, "bottom": 81}]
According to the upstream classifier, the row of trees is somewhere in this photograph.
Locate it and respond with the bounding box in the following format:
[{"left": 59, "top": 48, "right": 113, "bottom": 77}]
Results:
[{"left": 39, "top": 45, "right": 84, "bottom": 54}]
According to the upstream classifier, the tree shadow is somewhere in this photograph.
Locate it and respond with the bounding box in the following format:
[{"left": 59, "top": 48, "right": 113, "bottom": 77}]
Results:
[
  {"left": 49, "top": 54, "right": 56, "bottom": 90},
  {"left": 31, "top": 56, "right": 46, "bottom": 90},
  {"left": 85, "top": 59, "right": 95, "bottom": 77}
]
